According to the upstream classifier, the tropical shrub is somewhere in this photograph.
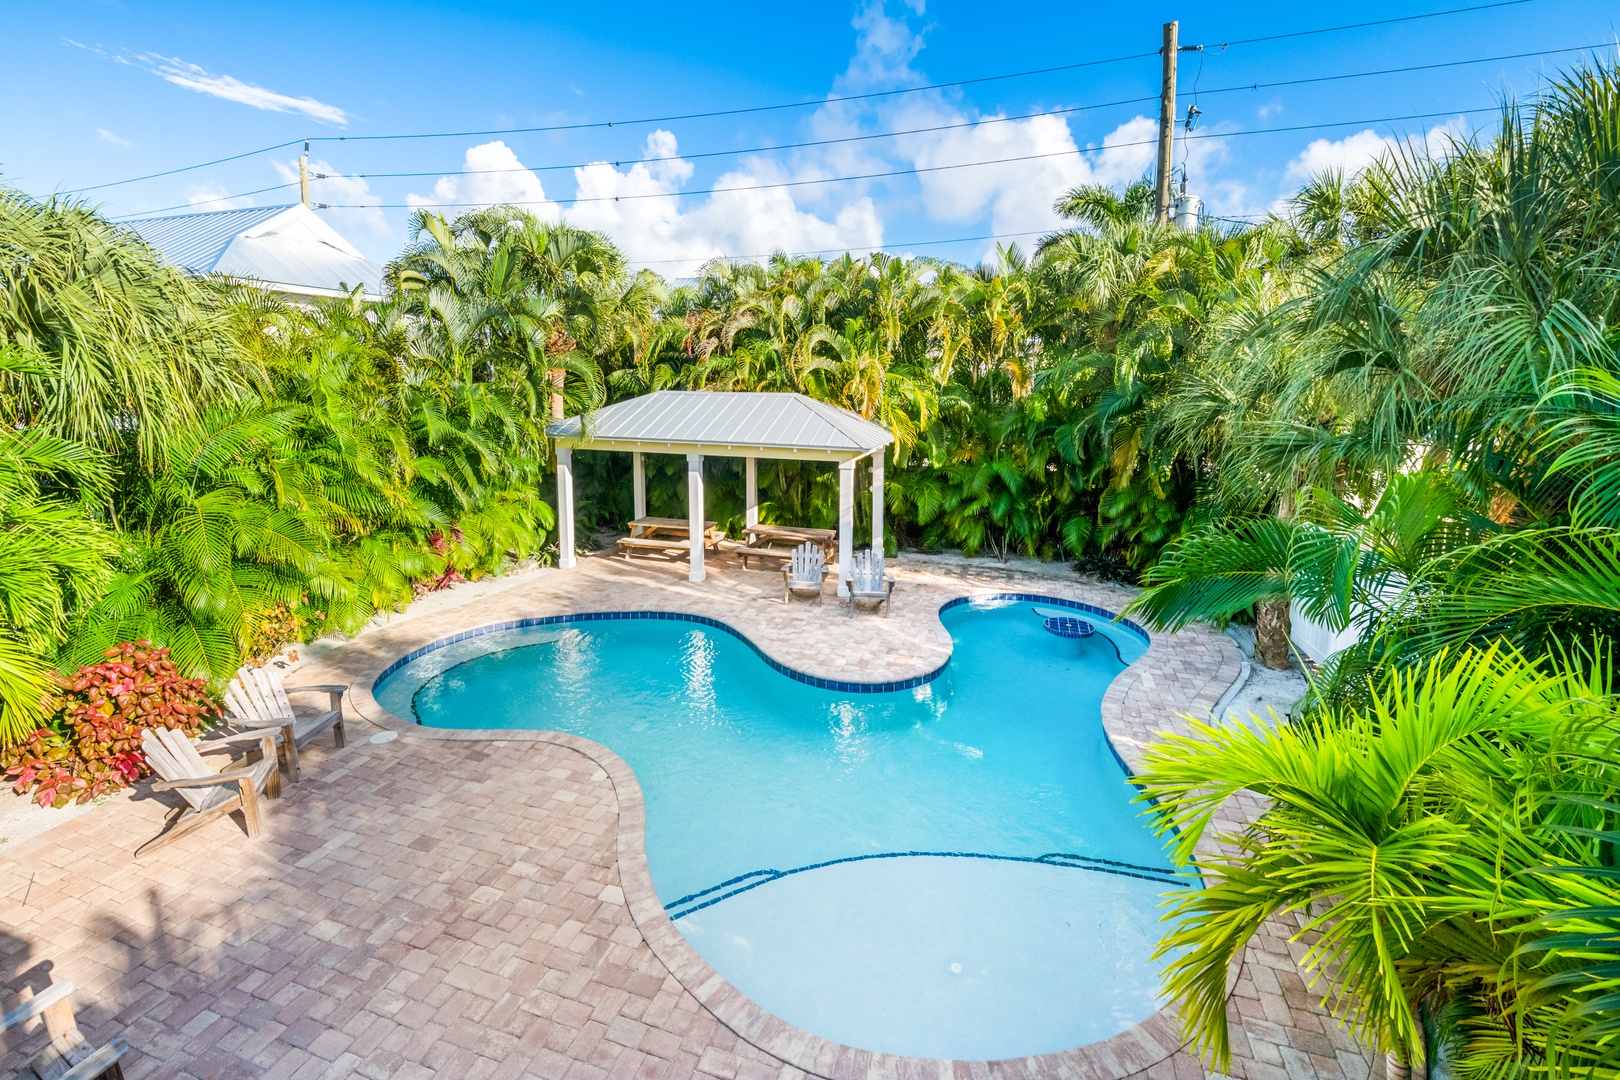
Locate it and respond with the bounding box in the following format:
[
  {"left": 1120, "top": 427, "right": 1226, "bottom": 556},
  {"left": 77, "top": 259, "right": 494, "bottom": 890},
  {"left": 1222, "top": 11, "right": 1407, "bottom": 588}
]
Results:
[
  {"left": 1, "top": 642, "right": 218, "bottom": 807},
  {"left": 1136, "top": 645, "right": 1620, "bottom": 1076}
]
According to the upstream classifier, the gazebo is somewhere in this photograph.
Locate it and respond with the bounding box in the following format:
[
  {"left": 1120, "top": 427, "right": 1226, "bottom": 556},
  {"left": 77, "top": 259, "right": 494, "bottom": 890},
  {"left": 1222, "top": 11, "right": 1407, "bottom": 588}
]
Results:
[{"left": 545, "top": 391, "right": 893, "bottom": 593}]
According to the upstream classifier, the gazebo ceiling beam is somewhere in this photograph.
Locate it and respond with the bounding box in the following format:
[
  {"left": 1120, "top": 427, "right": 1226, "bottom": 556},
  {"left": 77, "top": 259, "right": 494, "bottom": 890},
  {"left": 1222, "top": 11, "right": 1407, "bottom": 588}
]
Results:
[{"left": 551, "top": 438, "right": 873, "bottom": 464}]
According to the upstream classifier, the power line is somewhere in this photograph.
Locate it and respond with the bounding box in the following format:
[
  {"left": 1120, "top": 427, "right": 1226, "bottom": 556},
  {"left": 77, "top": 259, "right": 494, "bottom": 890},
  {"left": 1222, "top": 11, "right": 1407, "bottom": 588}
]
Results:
[
  {"left": 302, "top": 0, "right": 1557, "bottom": 147},
  {"left": 307, "top": 54, "right": 1160, "bottom": 145},
  {"left": 315, "top": 30, "right": 1564, "bottom": 188},
  {"left": 60, "top": 0, "right": 1555, "bottom": 195},
  {"left": 61, "top": 140, "right": 304, "bottom": 195},
  {"left": 120, "top": 24, "right": 1578, "bottom": 218},
  {"left": 633, "top": 230, "right": 1056, "bottom": 266},
  {"left": 111, "top": 95, "right": 1520, "bottom": 223},
  {"left": 1195, "top": 0, "right": 1540, "bottom": 49},
  {"left": 114, "top": 182, "right": 302, "bottom": 220},
  {"left": 283, "top": 105, "right": 1507, "bottom": 213},
  {"left": 107, "top": 104, "right": 1503, "bottom": 221},
  {"left": 332, "top": 95, "right": 1163, "bottom": 180},
  {"left": 1195, "top": 40, "right": 1613, "bottom": 100}
]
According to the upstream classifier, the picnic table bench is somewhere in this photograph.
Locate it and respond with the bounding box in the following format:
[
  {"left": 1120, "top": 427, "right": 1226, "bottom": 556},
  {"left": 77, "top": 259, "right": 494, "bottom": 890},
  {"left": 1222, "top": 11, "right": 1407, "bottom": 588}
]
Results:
[
  {"left": 738, "top": 524, "right": 837, "bottom": 569},
  {"left": 617, "top": 517, "right": 725, "bottom": 560}
]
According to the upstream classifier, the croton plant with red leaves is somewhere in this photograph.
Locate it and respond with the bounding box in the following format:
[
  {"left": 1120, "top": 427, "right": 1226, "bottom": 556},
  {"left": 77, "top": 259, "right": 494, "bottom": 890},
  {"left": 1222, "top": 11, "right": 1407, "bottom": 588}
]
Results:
[{"left": 1, "top": 641, "right": 221, "bottom": 808}]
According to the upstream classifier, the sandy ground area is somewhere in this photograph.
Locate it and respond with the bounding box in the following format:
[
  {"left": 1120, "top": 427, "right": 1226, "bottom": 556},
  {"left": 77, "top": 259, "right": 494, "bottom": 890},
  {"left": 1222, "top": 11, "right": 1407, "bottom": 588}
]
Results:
[{"left": 1217, "top": 623, "right": 1310, "bottom": 729}]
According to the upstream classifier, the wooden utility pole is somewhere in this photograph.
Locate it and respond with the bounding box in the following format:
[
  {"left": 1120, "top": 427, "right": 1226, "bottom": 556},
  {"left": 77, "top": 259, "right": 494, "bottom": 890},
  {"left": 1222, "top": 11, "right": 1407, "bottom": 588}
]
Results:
[
  {"left": 1154, "top": 21, "right": 1178, "bottom": 225},
  {"left": 299, "top": 139, "right": 311, "bottom": 207}
]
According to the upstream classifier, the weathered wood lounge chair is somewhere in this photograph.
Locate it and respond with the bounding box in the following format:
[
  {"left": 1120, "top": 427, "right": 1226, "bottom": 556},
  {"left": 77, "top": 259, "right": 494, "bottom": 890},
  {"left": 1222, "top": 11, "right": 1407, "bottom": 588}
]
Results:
[
  {"left": 1, "top": 980, "right": 130, "bottom": 1080},
  {"left": 136, "top": 727, "right": 280, "bottom": 859},
  {"left": 845, "top": 550, "right": 896, "bottom": 617},
  {"left": 783, "top": 541, "right": 827, "bottom": 604},
  {"left": 222, "top": 666, "right": 347, "bottom": 783}
]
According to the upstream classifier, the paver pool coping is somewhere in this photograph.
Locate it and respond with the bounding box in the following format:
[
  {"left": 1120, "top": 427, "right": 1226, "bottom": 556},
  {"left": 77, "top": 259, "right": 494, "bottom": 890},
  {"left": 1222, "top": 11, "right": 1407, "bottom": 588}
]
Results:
[{"left": 327, "top": 585, "right": 1234, "bottom": 1080}]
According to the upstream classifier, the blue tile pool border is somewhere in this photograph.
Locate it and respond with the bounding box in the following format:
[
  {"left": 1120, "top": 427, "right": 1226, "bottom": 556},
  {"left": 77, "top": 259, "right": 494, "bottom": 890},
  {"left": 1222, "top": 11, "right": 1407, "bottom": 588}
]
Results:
[{"left": 371, "top": 594, "right": 1150, "bottom": 722}]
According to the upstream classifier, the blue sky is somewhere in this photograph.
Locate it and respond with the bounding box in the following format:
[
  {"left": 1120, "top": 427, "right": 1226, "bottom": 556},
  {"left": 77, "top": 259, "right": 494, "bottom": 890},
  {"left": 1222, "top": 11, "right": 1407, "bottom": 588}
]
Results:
[{"left": 5, "top": 0, "right": 1618, "bottom": 272}]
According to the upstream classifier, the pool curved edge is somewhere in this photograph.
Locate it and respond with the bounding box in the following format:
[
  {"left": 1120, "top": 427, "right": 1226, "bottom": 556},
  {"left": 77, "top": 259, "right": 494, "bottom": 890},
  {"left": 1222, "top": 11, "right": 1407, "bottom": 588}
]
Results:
[
  {"left": 331, "top": 588, "right": 1243, "bottom": 1080},
  {"left": 369, "top": 594, "right": 1152, "bottom": 701}
]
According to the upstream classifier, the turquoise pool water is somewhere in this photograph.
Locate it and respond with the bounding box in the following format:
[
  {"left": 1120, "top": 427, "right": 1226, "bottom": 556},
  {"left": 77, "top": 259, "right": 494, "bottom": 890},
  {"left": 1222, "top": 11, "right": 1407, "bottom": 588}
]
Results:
[{"left": 375, "top": 599, "right": 1182, "bottom": 1060}]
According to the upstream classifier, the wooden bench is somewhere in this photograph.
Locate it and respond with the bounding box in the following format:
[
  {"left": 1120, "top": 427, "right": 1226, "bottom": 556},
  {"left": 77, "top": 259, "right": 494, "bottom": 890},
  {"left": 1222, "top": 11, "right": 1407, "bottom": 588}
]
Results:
[
  {"left": 616, "top": 532, "right": 727, "bottom": 560},
  {"left": 617, "top": 536, "right": 691, "bottom": 558},
  {"left": 740, "top": 524, "right": 835, "bottom": 570},
  {"left": 737, "top": 545, "right": 796, "bottom": 569}
]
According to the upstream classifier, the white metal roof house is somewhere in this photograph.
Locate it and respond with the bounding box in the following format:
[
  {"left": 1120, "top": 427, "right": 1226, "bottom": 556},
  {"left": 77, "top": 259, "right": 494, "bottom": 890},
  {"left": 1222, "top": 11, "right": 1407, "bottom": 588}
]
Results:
[{"left": 126, "top": 203, "right": 384, "bottom": 301}]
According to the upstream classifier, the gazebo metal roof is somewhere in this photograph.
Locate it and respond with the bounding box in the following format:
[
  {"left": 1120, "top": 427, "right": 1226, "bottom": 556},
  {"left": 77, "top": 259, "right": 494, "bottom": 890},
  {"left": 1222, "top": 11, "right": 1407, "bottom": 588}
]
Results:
[{"left": 545, "top": 391, "right": 892, "bottom": 462}]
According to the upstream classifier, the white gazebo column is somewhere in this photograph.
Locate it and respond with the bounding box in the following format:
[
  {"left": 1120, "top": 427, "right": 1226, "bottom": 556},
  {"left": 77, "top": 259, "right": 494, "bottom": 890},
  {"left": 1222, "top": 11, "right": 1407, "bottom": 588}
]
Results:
[
  {"left": 871, "top": 451, "right": 885, "bottom": 558},
  {"left": 555, "top": 447, "right": 576, "bottom": 569},
  {"left": 632, "top": 451, "right": 646, "bottom": 520},
  {"left": 687, "top": 453, "right": 706, "bottom": 583},
  {"left": 744, "top": 456, "right": 759, "bottom": 529},
  {"left": 837, "top": 459, "right": 855, "bottom": 596}
]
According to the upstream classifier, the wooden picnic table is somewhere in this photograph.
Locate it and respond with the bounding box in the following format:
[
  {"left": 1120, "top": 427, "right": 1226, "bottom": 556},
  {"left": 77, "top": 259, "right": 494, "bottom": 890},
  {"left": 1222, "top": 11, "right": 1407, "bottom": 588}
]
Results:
[
  {"left": 744, "top": 524, "right": 836, "bottom": 547},
  {"left": 619, "top": 516, "right": 725, "bottom": 561},
  {"left": 737, "top": 523, "right": 838, "bottom": 569}
]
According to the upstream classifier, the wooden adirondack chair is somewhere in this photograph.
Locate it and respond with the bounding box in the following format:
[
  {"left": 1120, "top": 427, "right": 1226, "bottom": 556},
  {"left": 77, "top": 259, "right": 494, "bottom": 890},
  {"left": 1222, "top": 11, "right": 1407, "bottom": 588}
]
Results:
[
  {"left": 222, "top": 666, "right": 348, "bottom": 783},
  {"left": 136, "top": 727, "right": 280, "bottom": 859},
  {"left": 782, "top": 541, "right": 826, "bottom": 604},
  {"left": 845, "top": 550, "right": 896, "bottom": 617},
  {"left": 1, "top": 980, "right": 129, "bottom": 1080}
]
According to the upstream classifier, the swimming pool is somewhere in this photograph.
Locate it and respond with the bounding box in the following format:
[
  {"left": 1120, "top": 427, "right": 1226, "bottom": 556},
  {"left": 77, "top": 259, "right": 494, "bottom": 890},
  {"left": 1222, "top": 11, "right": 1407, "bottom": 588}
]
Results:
[{"left": 375, "top": 598, "right": 1183, "bottom": 1061}]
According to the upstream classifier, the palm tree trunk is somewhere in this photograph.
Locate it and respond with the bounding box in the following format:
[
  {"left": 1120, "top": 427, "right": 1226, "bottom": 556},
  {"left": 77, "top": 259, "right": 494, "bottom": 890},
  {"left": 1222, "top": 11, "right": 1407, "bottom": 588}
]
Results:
[
  {"left": 549, "top": 370, "right": 564, "bottom": 419},
  {"left": 1254, "top": 598, "right": 1292, "bottom": 670},
  {"left": 1385, "top": 1050, "right": 1411, "bottom": 1080}
]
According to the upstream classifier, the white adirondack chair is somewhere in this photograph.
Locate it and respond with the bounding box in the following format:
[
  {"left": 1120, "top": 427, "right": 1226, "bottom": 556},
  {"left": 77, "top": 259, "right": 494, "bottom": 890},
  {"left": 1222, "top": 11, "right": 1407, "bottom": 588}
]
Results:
[
  {"left": 1, "top": 980, "right": 130, "bottom": 1080},
  {"left": 137, "top": 727, "right": 280, "bottom": 859},
  {"left": 845, "top": 550, "right": 896, "bottom": 617},
  {"left": 782, "top": 541, "right": 827, "bottom": 604},
  {"left": 222, "top": 666, "right": 348, "bottom": 783}
]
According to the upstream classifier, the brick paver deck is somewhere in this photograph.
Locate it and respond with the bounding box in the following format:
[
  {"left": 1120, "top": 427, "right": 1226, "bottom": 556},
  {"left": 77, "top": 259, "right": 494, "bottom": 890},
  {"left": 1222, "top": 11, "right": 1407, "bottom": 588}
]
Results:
[{"left": 1, "top": 552, "right": 1377, "bottom": 1080}]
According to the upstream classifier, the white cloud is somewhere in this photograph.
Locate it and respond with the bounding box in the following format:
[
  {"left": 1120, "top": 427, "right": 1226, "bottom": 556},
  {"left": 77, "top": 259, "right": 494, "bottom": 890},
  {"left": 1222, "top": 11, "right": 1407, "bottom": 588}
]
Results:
[
  {"left": 895, "top": 107, "right": 1170, "bottom": 257},
  {"left": 131, "top": 53, "right": 347, "bottom": 126},
  {"left": 409, "top": 133, "right": 881, "bottom": 277},
  {"left": 570, "top": 141, "right": 882, "bottom": 276},
  {"left": 406, "top": 140, "right": 560, "bottom": 220},
  {"left": 96, "top": 127, "right": 132, "bottom": 148},
  {"left": 1284, "top": 129, "right": 1398, "bottom": 184},
  {"left": 183, "top": 182, "right": 256, "bottom": 211},
  {"left": 837, "top": 2, "right": 927, "bottom": 92},
  {"left": 1284, "top": 119, "right": 1468, "bottom": 184}
]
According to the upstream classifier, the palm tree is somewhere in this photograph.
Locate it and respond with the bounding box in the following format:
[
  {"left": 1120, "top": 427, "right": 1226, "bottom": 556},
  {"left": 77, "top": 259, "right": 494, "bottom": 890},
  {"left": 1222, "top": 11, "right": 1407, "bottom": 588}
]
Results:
[
  {"left": 0, "top": 186, "right": 257, "bottom": 465},
  {"left": 1136, "top": 644, "right": 1620, "bottom": 1077},
  {"left": 1126, "top": 472, "right": 1492, "bottom": 669},
  {"left": 0, "top": 347, "right": 114, "bottom": 740}
]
